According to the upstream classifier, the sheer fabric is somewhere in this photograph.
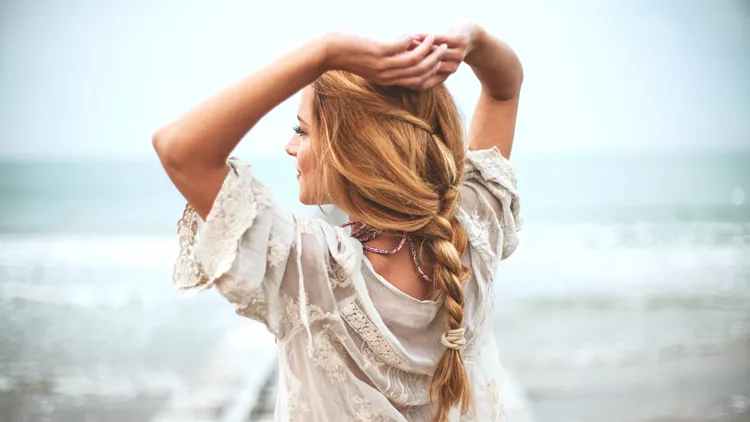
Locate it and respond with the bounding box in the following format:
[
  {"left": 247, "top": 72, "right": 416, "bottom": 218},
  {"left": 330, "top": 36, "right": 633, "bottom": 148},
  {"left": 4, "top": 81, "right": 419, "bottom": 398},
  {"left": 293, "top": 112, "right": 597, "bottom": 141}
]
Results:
[{"left": 172, "top": 147, "right": 524, "bottom": 421}]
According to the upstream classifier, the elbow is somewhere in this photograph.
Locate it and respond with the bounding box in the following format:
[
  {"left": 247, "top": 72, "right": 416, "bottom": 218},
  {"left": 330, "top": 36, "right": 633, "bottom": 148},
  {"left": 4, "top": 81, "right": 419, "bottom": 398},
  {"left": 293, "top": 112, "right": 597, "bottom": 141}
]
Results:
[
  {"left": 152, "top": 130, "right": 222, "bottom": 174},
  {"left": 516, "top": 58, "right": 524, "bottom": 87},
  {"left": 499, "top": 50, "right": 524, "bottom": 101},
  {"left": 504, "top": 56, "right": 524, "bottom": 100},
  {"left": 152, "top": 126, "right": 228, "bottom": 173},
  {"left": 152, "top": 125, "right": 176, "bottom": 155},
  {"left": 152, "top": 130, "right": 167, "bottom": 158},
  {"left": 502, "top": 67, "right": 524, "bottom": 102},
  {"left": 483, "top": 59, "right": 523, "bottom": 103},
  {"left": 152, "top": 129, "right": 183, "bottom": 171}
]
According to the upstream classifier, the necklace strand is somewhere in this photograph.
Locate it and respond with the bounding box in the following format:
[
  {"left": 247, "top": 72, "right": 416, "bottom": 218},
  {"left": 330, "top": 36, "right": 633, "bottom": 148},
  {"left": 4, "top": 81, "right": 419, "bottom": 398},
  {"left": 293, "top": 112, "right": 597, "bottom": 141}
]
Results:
[{"left": 341, "top": 221, "right": 432, "bottom": 282}]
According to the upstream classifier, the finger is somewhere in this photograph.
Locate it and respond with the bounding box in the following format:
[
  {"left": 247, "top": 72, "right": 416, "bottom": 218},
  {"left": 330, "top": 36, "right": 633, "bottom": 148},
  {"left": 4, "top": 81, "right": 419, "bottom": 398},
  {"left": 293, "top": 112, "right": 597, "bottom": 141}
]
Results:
[
  {"left": 386, "top": 55, "right": 444, "bottom": 89},
  {"left": 379, "top": 43, "right": 447, "bottom": 82},
  {"left": 407, "top": 39, "right": 421, "bottom": 51},
  {"left": 420, "top": 42, "right": 466, "bottom": 60},
  {"left": 437, "top": 60, "right": 460, "bottom": 74},
  {"left": 380, "top": 34, "right": 413, "bottom": 56},
  {"left": 400, "top": 73, "right": 446, "bottom": 91},
  {"left": 437, "top": 48, "right": 464, "bottom": 62},
  {"left": 418, "top": 73, "right": 449, "bottom": 90},
  {"left": 382, "top": 34, "right": 435, "bottom": 69},
  {"left": 413, "top": 33, "right": 466, "bottom": 48}
]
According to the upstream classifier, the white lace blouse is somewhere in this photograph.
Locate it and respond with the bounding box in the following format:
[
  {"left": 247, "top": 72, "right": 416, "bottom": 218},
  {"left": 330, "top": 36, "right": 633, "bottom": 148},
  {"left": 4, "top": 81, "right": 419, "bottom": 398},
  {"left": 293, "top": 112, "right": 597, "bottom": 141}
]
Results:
[{"left": 172, "top": 146, "right": 523, "bottom": 422}]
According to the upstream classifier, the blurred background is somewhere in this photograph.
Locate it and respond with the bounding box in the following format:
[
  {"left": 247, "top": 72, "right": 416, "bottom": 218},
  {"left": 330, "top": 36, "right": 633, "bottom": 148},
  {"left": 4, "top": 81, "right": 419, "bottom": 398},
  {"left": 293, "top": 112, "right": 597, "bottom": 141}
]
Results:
[{"left": 1, "top": 0, "right": 749, "bottom": 421}]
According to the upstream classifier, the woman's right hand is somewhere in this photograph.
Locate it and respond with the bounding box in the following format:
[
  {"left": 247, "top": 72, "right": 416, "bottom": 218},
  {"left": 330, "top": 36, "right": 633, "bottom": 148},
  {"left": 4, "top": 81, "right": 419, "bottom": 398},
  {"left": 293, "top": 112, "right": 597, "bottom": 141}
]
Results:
[{"left": 321, "top": 32, "right": 449, "bottom": 91}]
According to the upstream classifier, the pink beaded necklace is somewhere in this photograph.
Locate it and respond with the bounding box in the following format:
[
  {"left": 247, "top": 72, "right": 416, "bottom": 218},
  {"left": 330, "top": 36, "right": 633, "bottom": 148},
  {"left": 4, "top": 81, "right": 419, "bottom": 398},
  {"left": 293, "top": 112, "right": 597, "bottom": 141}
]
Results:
[{"left": 340, "top": 221, "right": 432, "bottom": 282}]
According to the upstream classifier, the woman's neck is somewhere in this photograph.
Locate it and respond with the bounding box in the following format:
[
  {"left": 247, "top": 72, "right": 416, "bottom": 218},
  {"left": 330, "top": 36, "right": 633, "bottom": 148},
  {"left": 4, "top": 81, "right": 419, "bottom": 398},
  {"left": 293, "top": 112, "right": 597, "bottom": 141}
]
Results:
[{"left": 364, "top": 235, "right": 435, "bottom": 301}]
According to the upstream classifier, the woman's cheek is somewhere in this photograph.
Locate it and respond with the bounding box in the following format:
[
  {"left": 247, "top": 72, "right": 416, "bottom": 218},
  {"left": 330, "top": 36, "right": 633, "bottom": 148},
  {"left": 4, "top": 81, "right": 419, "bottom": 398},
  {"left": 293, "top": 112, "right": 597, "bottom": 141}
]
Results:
[{"left": 298, "top": 139, "right": 312, "bottom": 174}]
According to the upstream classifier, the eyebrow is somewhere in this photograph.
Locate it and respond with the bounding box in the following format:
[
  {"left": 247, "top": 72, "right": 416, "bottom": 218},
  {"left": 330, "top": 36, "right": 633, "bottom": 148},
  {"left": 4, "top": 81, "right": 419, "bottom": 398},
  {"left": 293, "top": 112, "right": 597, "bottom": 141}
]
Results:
[{"left": 297, "top": 115, "right": 309, "bottom": 126}]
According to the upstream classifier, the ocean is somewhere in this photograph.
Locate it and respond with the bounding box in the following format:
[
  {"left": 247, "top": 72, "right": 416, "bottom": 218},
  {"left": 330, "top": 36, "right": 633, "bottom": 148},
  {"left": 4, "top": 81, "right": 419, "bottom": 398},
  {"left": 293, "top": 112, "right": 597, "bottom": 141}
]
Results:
[{"left": 1, "top": 149, "right": 749, "bottom": 421}]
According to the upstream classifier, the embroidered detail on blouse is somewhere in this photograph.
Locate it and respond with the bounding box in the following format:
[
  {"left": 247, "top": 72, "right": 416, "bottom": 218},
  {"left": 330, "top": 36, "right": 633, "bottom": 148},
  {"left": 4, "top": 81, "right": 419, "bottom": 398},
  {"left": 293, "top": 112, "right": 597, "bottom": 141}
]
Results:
[
  {"left": 267, "top": 230, "right": 289, "bottom": 268},
  {"left": 252, "top": 182, "right": 274, "bottom": 210},
  {"left": 468, "top": 209, "right": 492, "bottom": 248},
  {"left": 348, "top": 395, "right": 385, "bottom": 422},
  {"left": 327, "top": 258, "right": 352, "bottom": 289},
  {"left": 235, "top": 290, "right": 268, "bottom": 321},
  {"left": 464, "top": 146, "right": 517, "bottom": 187},
  {"left": 297, "top": 219, "right": 319, "bottom": 234},
  {"left": 340, "top": 302, "right": 412, "bottom": 373},
  {"left": 312, "top": 325, "right": 348, "bottom": 382},
  {"left": 360, "top": 343, "right": 385, "bottom": 368},
  {"left": 288, "top": 392, "right": 312, "bottom": 422},
  {"left": 455, "top": 206, "right": 495, "bottom": 267},
  {"left": 174, "top": 204, "right": 211, "bottom": 291},
  {"left": 482, "top": 378, "right": 503, "bottom": 422},
  {"left": 283, "top": 295, "right": 331, "bottom": 338}
]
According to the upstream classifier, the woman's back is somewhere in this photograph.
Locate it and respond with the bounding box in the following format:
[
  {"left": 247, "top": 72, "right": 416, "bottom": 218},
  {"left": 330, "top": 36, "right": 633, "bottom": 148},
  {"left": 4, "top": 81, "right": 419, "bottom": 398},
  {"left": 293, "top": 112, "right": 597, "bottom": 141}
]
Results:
[{"left": 171, "top": 146, "right": 522, "bottom": 421}]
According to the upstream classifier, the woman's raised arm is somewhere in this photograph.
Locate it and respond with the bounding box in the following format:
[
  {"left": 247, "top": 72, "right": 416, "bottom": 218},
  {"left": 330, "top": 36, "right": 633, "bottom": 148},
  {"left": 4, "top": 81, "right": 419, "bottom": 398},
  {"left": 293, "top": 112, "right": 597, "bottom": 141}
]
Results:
[
  {"left": 416, "top": 24, "right": 523, "bottom": 158},
  {"left": 464, "top": 25, "right": 523, "bottom": 158},
  {"left": 152, "top": 33, "right": 446, "bottom": 219},
  {"left": 152, "top": 38, "right": 327, "bottom": 219}
]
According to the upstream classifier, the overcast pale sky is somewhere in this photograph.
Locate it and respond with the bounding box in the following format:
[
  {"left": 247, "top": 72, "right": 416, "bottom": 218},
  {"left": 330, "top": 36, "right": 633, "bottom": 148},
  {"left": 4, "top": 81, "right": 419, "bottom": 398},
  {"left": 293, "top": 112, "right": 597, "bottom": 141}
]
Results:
[{"left": 1, "top": 0, "right": 748, "bottom": 159}]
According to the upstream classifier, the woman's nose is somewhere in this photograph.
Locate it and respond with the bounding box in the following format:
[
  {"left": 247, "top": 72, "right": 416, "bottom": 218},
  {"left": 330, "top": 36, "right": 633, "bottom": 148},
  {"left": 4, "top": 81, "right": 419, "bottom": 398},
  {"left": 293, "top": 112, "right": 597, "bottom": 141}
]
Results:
[{"left": 285, "top": 137, "right": 299, "bottom": 157}]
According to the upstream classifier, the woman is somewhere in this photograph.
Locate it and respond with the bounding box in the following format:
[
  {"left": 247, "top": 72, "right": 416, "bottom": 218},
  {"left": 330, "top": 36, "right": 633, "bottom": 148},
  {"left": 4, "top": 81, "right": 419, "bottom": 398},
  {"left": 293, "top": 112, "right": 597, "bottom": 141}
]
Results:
[{"left": 153, "top": 22, "right": 523, "bottom": 422}]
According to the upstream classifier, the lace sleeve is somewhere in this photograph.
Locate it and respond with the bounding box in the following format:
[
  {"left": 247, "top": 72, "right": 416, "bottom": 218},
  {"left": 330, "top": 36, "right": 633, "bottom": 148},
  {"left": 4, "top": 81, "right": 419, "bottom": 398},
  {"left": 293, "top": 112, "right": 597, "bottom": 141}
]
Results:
[
  {"left": 172, "top": 158, "right": 284, "bottom": 294},
  {"left": 172, "top": 158, "right": 362, "bottom": 345},
  {"left": 456, "top": 146, "right": 522, "bottom": 267}
]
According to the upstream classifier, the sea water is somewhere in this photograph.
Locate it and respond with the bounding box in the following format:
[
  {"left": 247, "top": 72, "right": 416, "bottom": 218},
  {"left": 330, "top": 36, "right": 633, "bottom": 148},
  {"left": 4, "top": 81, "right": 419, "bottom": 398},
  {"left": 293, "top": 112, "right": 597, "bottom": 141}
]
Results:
[{"left": 1, "top": 149, "right": 748, "bottom": 421}]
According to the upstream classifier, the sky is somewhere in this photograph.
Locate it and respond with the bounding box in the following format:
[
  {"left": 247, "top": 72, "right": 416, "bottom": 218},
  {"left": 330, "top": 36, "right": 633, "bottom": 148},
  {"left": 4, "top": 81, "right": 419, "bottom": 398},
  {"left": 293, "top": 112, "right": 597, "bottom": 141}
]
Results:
[{"left": 0, "top": 0, "right": 748, "bottom": 159}]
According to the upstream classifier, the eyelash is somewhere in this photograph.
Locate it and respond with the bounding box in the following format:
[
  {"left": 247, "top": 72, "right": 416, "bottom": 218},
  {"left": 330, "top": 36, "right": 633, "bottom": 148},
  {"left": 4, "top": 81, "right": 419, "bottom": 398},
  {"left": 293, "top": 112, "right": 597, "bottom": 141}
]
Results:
[{"left": 292, "top": 125, "right": 307, "bottom": 137}]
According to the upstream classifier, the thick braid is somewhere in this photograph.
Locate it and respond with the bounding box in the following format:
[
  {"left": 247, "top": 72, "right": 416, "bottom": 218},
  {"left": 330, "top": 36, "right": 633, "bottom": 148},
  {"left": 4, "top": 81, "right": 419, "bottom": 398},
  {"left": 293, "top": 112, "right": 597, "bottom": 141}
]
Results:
[
  {"left": 419, "top": 204, "right": 473, "bottom": 422},
  {"left": 414, "top": 140, "right": 473, "bottom": 421}
]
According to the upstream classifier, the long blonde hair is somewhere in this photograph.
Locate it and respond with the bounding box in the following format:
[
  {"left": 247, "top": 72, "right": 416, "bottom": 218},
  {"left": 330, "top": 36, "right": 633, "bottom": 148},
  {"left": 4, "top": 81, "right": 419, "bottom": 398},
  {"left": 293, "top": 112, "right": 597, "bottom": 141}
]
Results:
[{"left": 311, "top": 71, "right": 474, "bottom": 422}]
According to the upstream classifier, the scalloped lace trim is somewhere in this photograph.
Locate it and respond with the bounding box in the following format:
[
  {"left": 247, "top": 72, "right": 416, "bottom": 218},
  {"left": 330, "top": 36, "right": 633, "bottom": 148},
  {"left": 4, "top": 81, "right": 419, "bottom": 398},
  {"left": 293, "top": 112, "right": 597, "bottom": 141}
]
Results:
[
  {"left": 173, "top": 159, "right": 270, "bottom": 293},
  {"left": 173, "top": 204, "right": 211, "bottom": 292}
]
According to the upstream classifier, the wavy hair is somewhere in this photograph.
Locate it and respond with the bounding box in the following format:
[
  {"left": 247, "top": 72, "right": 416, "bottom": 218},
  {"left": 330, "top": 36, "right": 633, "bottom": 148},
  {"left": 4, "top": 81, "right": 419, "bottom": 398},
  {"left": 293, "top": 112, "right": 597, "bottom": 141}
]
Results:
[{"left": 311, "top": 71, "right": 474, "bottom": 422}]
